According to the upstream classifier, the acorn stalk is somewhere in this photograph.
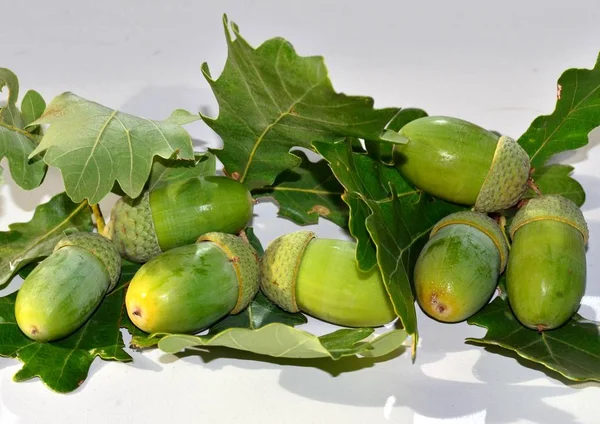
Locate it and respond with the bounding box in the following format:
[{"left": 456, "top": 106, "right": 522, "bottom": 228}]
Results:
[
  {"left": 126, "top": 232, "right": 260, "bottom": 334},
  {"left": 413, "top": 211, "right": 508, "bottom": 322},
  {"left": 15, "top": 233, "right": 121, "bottom": 342},
  {"left": 393, "top": 116, "right": 530, "bottom": 212},
  {"left": 107, "top": 176, "right": 253, "bottom": 263},
  {"left": 507, "top": 195, "right": 588, "bottom": 331},
  {"left": 260, "top": 231, "right": 396, "bottom": 327}
]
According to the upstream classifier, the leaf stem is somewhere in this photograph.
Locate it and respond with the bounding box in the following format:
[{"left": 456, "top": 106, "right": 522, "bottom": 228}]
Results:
[
  {"left": 0, "top": 120, "right": 39, "bottom": 142},
  {"left": 90, "top": 204, "right": 106, "bottom": 235}
]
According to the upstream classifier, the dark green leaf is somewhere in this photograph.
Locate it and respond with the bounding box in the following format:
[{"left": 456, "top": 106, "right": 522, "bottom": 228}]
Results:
[
  {"left": 371, "top": 108, "right": 428, "bottom": 162},
  {"left": 526, "top": 164, "right": 585, "bottom": 206},
  {"left": 518, "top": 52, "right": 600, "bottom": 168},
  {"left": 315, "top": 139, "right": 463, "bottom": 352},
  {"left": 0, "top": 192, "right": 93, "bottom": 287},
  {"left": 208, "top": 292, "right": 307, "bottom": 334},
  {"left": 30, "top": 93, "right": 198, "bottom": 204},
  {"left": 0, "top": 261, "right": 141, "bottom": 393},
  {"left": 253, "top": 151, "right": 348, "bottom": 227},
  {"left": 20, "top": 89, "right": 46, "bottom": 128},
  {"left": 467, "top": 296, "right": 600, "bottom": 382},
  {"left": 343, "top": 193, "right": 377, "bottom": 271},
  {"left": 203, "top": 16, "right": 398, "bottom": 191},
  {"left": 146, "top": 152, "right": 216, "bottom": 191},
  {"left": 0, "top": 68, "right": 46, "bottom": 189},
  {"left": 244, "top": 226, "right": 264, "bottom": 256}
]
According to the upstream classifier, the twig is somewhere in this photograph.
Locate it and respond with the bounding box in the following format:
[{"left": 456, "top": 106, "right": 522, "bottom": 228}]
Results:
[
  {"left": 0, "top": 120, "right": 39, "bottom": 142},
  {"left": 91, "top": 204, "right": 106, "bottom": 235}
]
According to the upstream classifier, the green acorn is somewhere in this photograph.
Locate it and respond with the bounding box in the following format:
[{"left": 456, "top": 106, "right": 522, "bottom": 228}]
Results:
[
  {"left": 260, "top": 231, "right": 396, "bottom": 327},
  {"left": 393, "top": 116, "right": 530, "bottom": 212},
  {"left": 126, "top": 232, "right": 260, "bottom": 334},
  {"left": 107, "top": 176, "right": 253, "bottom": 263},
  {"left": 414, "top": 211, "right": 508, "bottom": 322},
  {"left": 15, "top": 233, "right": 121, "bottom": 342},
  {"left": 507, "top": 195, "right": 588, "bottom": 331}
]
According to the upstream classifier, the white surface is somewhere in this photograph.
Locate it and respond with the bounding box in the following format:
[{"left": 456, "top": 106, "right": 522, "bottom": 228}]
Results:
[{"left": 1, "top": 1, "right": 600, "bottom": 423}]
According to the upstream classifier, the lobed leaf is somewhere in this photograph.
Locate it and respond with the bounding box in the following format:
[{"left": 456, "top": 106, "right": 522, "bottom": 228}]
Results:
[
  {"left": 518, "top": 52, "right": 600, "bottom": 168},
  {"left": 202, "top": 15, "right": 398, "bottom": 193},
  {"left": 0, "top": 192, "right": 93, "bottom": 288},
  {"left": 30, "top": 93, "right": 198, "bottom": 204}
]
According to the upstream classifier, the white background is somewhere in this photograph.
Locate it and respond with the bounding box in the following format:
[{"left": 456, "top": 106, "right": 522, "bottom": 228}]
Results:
[{"left": 1, "top": 1, "right": 600, "bottom": 423}]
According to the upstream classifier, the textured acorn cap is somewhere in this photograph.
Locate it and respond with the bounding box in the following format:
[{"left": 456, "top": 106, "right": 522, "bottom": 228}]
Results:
[
  {"left": 55, "top": 232, "right": 122, "bottom": 291},
  {"left": 510, "top": 195, "right": 589, "bottom": 245},
  {"left": 198, "top": 232, "right": 260, "bottom": 314},
  {"left": 431, "top": 211, "right": 509, "bottom": 271},
  {"left": 105, "top": 192, "right": 162, "bottom": 263},
  {"left": 475, "top": 136, "right": 530, "bottom": 212},
  {"left": 260, "top": 231, "right": 316, "bottom": 313}
]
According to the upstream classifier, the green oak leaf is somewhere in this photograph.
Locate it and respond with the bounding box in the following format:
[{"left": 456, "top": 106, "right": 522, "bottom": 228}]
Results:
[
  {"left": 315, "top": 139, "right": 463, "bottom": 354},
  {"left": 202, "top": 16, "right": 398, "bottom": 191},
  {"left": 146, "top": 152, "right": 216, "bottom": 191},
  {"left": 29, "top": 92, "right": 198, "bottom": 204},
  {"left": 526, "top": 164, "right": 585, "bottom": 206},
  {"left": 0, "top": 192, "right": 93, "bottom": 288},
  {"left": 518, "top": 52, "right": 600, "bottom": 168},
  {"left": 253, "top": 150, "right": 348, "bottom": 227},
  {"left": 0, "top": 68, "right": 47, "bottom": 189},
  {"left": 467, "top": 296, "right": 600, "bottom": 382},
  {"left": 244, "top": 226, "right": 264, "bottom": 256},
  {"left": 0, "top": 261, "right": 141, "bottom": 393},
  {"left": 145, "top": 326, "right": 407, "bottom": 360}
]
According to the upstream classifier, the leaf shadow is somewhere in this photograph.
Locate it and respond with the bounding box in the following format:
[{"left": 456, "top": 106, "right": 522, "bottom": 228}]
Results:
[{"left": 158, "top": 345, "right": 406, "bottom": 377}]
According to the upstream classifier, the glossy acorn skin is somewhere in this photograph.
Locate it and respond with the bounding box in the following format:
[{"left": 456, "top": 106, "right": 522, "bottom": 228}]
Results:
[
  {"left": 414, "top": 224, "right": 502, "bottom": 323},
  {"left": 260, "top": 232, "right": 396, "bottom": 328},
  {"left": 150, "top": 176, "right": 253, "bottom": 252},
  {"left": 393, "top": 116, "right": 497, "bottom": 206},
  {"left": 15, "top": 246, "right": 111, "bottom": 342},
  {"left": 295, "top": 239, "right": 396, "bottom": 327},
  {"left": 126, "top": 242, "right": 239, "bottom": 334},
  {"left": 507, "top": 221, "right": 586, "bottom": 331}
]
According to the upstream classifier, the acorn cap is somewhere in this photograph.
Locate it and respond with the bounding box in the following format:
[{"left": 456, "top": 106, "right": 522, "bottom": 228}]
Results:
[
  {"left": 55, "top": 232, "right": 122, "bottom": 291},
  {"left": 106, "top": 192, "right": 162, "bottom": 263},
  {"left": 431, "top": 211, "right": 509, "bottom": 272},
  {"left": 510, "top": 195, "right": 589, "bottom": 244},
  {"left": 198, "top": 232, "right": 260, "bottom": 314},
  {"left": 475, "top": 136, "right": 530, "bottom": 212},
  {"left": 260, "top": 231, "right": 316, "bottom": 313}
]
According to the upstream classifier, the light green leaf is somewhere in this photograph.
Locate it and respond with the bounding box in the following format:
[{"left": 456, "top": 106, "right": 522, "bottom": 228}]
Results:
[
  {"left": 253, "top": 150, "right": 348, "bottom": 227},
  {"left": 0, "top": 262, "right": 140, "bottom": 393},
  {"left": 155, "top": 325, "right": 407, "bottom": 360},
  {"left": 203, "top": 16, "right": 398, "bottom": 191},
  {"left": 0, "top": 192, "right": 93, "bottom": 287},
  {"left": 146, "top": 152, "right": 216, "bottom": 191},
  {"left": 30, "top": 92, "right": 196, "bottom": 204},
  {"left": 526, "top": 164, "right": 585, "bottom": 206},
  {"left": 518, "top": 52, "right": 600, "bottom": 168},
  {"left": 0, "top": 68, "right": 46, "bottom": 189}
]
